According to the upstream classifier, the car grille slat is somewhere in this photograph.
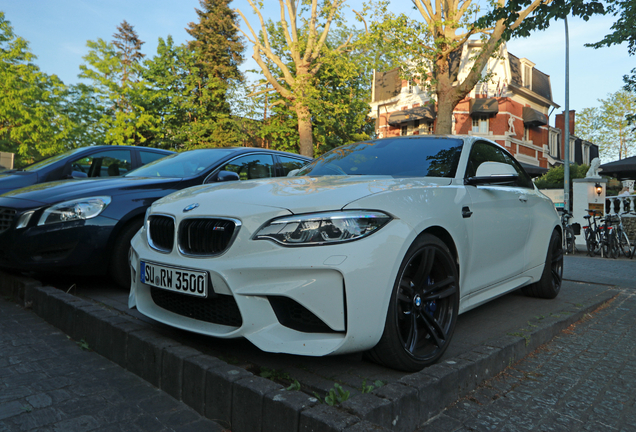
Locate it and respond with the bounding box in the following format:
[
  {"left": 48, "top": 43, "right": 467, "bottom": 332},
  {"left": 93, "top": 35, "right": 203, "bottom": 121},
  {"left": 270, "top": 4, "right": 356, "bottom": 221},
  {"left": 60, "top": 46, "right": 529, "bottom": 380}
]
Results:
[
  {"left": 150, "top": 288, "right": 242, "bottom": 328},
  {"left": 0, "top": 208, "right": 16, "bottom": 234},
  {"left": 179, "top": 218, "right": 237, "bottom": 256},
  {"left": 148, "top": 215, "right": 175, "bottom": 252}
]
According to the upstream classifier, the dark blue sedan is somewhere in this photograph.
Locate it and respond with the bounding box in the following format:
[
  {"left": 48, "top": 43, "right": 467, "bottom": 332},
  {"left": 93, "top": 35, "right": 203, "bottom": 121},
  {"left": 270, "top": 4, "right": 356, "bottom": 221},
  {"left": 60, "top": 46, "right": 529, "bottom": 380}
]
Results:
[
  {"left": 0, "top": 148, "right": 311, "bottom": 287},
  {"left": 0, "top": 145, "right": 175, "bottom": 194}
]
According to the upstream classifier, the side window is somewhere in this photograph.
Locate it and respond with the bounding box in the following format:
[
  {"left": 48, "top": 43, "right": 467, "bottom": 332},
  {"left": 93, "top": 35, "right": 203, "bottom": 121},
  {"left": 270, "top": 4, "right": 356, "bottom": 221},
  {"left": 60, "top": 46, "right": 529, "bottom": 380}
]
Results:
[
  {"left": 221, "top": 154, "right": 275, "bottom": 180},
  {"left": 71, "top": 150, "right": 133, "bottom": 178},
  {"left": 466, "top": 141, "right": 533, "bottom": 188},
  {"left": 140, "top": 151, "right": 169, "bottom": 166},
  {"left": 279, "top": 156, "right": 308, "bottom": 176}
]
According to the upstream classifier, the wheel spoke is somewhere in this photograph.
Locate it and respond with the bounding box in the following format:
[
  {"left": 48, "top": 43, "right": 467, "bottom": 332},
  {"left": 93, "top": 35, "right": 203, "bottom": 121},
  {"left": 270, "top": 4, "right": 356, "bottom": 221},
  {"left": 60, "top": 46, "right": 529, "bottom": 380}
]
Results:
[
  {"left": 420, "top": 311, "right": 446, "bottom": 347},
  {"left": 411, "top": 249, "right": 435, "bottom": 287},
  {"left": 422, "top": 277, "right": 456, "bottom": 300},
  {"left": 403, "top": 312, "right": 419, "bottom": 353}
]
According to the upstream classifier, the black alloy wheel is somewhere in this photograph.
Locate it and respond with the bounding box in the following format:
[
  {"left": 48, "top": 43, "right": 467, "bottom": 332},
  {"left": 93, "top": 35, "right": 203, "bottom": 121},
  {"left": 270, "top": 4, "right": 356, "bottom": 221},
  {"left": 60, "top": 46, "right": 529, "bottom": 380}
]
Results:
[{"left": 368, "top": 234, "right": 459, "bottom": 372}]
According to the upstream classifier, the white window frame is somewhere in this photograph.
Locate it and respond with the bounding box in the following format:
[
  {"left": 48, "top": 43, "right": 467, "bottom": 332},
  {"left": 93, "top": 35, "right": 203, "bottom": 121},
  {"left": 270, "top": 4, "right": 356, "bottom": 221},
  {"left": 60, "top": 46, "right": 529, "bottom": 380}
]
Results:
[{"left": 472, "top": 118, "right": 489, "bottom": 134}]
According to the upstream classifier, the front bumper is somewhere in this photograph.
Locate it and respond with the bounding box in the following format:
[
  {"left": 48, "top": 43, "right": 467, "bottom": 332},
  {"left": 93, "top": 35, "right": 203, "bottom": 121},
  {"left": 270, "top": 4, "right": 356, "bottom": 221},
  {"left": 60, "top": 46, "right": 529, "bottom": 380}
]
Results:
[
  {"left": 0, "top": 216, "right": 117, "bottom": 275},
  {"left": 129, "top": 214, "right": 412, "bottom": 357}
]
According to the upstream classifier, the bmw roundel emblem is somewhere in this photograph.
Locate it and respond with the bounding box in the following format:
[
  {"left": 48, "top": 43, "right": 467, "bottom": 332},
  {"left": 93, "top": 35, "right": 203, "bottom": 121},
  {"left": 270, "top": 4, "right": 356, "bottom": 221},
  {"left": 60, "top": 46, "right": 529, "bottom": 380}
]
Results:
[{"left": 183, "top": 203, "right": 199, "bottom": 213}]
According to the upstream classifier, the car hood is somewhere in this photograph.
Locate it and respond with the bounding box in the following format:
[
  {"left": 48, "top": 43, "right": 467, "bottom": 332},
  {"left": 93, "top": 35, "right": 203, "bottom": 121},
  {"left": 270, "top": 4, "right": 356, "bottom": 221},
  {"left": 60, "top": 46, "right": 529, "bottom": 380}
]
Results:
[
  {"left": 0, "top": 177, "right": 183, "bottom": 206},
  {"left": 153, "top": 175, "right": 452, "bottom": 215},
  {"left": 0, "top": 171, "right": 38, "bottom": 194}
]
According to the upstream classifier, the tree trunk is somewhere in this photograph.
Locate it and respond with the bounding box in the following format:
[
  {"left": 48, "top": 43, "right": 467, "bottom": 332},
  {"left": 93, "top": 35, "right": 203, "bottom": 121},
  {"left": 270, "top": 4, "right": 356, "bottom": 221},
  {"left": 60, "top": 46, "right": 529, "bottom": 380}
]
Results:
[
  {"left": 296, "top": 104, "right": 313, "bottom": 157},
  {"left": 435, "top": 68, "right": 462, "bottom": 135}
]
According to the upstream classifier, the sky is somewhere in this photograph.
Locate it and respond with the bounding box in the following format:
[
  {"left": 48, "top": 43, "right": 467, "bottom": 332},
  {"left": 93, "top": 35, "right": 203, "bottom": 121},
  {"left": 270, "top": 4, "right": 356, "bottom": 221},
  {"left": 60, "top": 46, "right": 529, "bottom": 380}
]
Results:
[{"left": 0, "top": 0, "right": 632, "bottom": 126}]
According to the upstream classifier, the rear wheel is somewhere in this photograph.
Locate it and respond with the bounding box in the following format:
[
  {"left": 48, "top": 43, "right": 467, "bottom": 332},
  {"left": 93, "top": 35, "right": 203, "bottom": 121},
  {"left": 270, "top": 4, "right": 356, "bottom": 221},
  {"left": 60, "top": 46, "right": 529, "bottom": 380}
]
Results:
[
  {"left": 367, "top": 234, "right": 459, "bottom": 372},
  {"left": 523, "top": 230, "right": 563, "bottom": 299},
  {"left": 110, "top": 218, "right": 144, "bottom": 289},
  {"left": 618, "top": 231, "right": 632, "bottom": 258}
]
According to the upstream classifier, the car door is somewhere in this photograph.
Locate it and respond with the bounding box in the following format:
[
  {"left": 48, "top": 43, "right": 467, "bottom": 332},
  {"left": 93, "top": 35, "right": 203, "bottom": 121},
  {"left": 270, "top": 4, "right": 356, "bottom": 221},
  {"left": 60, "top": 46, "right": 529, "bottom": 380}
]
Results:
[{"left": 462, "top": 141, "right": 534, "bottom": 294}]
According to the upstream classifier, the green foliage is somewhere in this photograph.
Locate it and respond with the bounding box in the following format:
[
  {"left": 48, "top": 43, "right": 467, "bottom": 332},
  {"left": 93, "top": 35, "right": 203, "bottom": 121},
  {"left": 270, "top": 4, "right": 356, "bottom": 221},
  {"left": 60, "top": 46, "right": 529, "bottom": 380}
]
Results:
[
  {"left": 142, "top": 36, "right": 244, "bottom": 150},
  {"left": 79, "top": 23, "right": 160, "bottom": 147},
  {"left": 0, "top": 12, "right": 78, "bottom": 166},
  {"left": 576, "top": 89, "right": 636, "bottom": 160},
  {"left": 534, "top": 164, "right": 589, "bottom": 189},
  {"left": 361, "top": 379, "right": 385, "bottom": 394},
  {"left": 287, "top": 380, "right": 301, "bottom": 391},
  {"left": 314, "top": 383, "right": 350, "bottom": 406},
  {"left": 186, "top": 0, "right": 245, "bottom": 83}
]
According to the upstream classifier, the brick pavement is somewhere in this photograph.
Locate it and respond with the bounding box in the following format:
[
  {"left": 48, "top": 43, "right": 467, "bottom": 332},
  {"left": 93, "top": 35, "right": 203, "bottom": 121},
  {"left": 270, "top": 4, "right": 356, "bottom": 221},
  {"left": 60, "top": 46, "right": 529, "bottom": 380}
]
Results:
[
  {"left": 418, "top": 289, "right": 636, "bottom": 432},
  {"left": 0, "top": 298, "right": 224, "bottom": 432}
]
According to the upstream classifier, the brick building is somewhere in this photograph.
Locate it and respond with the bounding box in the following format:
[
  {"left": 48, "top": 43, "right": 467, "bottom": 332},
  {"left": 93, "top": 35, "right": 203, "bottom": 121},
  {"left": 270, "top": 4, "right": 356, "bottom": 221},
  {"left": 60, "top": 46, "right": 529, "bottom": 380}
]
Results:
[{"left": 369, "top": 41, "right": 598, "bottom": 174}]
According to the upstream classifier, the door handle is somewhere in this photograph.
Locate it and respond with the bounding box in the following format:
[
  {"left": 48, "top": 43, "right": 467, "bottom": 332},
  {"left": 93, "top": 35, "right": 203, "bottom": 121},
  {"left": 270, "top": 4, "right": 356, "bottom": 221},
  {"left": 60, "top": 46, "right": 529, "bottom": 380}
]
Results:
[
  {"left": 462, "top": 206, "right": 473, "bottom": 218},
  {"left": 519, "top": 195, "right": 528, "bottom": 202}
]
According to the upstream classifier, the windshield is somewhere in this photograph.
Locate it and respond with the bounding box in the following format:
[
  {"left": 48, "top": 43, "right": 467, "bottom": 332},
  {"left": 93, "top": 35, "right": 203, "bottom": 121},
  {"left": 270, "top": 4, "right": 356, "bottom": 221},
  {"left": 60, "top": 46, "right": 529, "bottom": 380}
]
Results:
[
  {"left": 296, "top": 137, "right": 464, "bottom": 178},
  {"left": 22, "top": 147, "right": 88, "bottom": 172},
  {"left": 125, "top": 149, "right": 234, "bottom": 178}
]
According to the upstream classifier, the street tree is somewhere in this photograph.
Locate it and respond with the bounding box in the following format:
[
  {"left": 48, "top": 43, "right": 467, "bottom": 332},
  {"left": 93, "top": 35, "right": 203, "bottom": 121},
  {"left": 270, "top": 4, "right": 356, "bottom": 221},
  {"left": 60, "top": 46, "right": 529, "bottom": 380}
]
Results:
[
  {"left": 187, "top": 0, "right": 245, "bottom": 84},
  {"left": 576, "top": 89, "right": 636, "bottom": 161},
  {"left": 0, "top": 12, "right": 75, "bottom": 167},
  {"left": 79, "top": 21, "right": 159, "bottom": 146},
  {"left": 364, "top": 0, "right": 604, "bottom": 134},
  {"left": 586, "top": 0, "right": 636, "bottom": 126},
  {"left": 142, "top": 36, "right": 244, "bottom": 150},
  {"left": 234, "top": 0, "right": 349, "bottom": 157}
]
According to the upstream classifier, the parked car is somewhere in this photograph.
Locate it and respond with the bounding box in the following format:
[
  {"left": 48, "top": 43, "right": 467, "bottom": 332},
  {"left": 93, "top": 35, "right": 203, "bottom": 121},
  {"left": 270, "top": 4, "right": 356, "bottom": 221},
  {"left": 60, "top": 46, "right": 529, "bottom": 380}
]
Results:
[
  {"left": 128, "top": 135, "right": 563, "bottom": 372},
  {"left": 0, "top": 148, "right": 311, "bottom": 288},
  {"left": 0, "top": 145, "right": 175, "bottom": 195}
]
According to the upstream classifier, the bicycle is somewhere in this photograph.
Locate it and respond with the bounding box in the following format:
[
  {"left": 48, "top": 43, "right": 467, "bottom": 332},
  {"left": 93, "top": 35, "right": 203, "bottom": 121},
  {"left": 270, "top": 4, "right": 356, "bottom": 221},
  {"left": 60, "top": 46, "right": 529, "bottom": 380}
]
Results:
[
  {"left": 583, "top": 210, "right": 602, "bottom": 257},
  {"left": 559, "top": 210, "right": 576, "bottom": 255},
  {"left": 598, "top": 215, "right": 618, "bottom": 259},
  {"left": 613, "top": 212, "right": 633, "bottom": 258}
]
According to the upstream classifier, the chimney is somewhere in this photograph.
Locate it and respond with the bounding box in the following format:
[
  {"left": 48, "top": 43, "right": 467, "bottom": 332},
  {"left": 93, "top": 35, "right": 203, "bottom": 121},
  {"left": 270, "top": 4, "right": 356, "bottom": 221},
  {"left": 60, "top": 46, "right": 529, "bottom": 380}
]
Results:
[{"left": 555, "top": 110, "right": 575, "bottom": 135}]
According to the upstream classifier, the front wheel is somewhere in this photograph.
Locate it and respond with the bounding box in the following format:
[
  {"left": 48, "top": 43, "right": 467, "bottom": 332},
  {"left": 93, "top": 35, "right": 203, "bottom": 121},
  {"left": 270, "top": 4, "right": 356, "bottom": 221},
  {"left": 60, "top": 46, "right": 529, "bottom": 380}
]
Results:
[
  {"left": 564, "top": 226, "right": 575, "bottom": 255},
  {"left": 618, "top": 231, "right": 632, "bottom": 258},
  {"left": 367, "top": 234, "right": 459, "bottom": 372},
  {"left": 523, "top": 230, "right": 563, "bottom": 299}
]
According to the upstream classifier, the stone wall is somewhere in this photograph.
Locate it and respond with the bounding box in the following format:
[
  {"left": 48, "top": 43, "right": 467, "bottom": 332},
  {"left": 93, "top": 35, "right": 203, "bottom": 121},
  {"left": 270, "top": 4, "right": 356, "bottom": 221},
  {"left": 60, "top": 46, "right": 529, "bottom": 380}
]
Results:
[{"left": 623, "top": 216, "right": 636, "bottom": 241}]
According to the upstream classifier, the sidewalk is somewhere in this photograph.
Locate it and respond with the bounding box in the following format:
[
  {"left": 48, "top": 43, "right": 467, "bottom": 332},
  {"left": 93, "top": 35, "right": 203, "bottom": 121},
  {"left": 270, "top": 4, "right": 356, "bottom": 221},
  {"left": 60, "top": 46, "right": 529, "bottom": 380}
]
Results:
[
  {"left": 0, "top": 299, "right": 224, "bottom": 431},
  {"left": 418, "top": 289, "right": 636, "bottom": 431}
]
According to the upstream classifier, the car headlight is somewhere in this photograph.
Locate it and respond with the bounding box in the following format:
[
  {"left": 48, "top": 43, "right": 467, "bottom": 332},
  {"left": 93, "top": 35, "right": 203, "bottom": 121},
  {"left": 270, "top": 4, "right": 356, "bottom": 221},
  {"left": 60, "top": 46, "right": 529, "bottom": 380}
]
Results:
[
  {"left": 253, "top": 211, "right": 392, "bottom": 246},
  {"left": 37, "top": 196, "right": 112, "bottom": 226}
]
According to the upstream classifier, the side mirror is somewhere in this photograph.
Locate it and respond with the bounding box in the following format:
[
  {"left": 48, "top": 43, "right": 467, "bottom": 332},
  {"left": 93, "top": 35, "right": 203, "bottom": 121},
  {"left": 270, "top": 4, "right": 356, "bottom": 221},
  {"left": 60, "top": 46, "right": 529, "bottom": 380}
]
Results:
[
  {"left": 465, "top": 162, "right": 518, "bottom": 186},
  {"left": 287, "top": 169, "right": 300, "bottom": 177},
  {"left": 217, "top": 170, "right": 240, "bottom": 182},
  {"left": 71, "top": 171, "right": 88, "bottom": 179}
]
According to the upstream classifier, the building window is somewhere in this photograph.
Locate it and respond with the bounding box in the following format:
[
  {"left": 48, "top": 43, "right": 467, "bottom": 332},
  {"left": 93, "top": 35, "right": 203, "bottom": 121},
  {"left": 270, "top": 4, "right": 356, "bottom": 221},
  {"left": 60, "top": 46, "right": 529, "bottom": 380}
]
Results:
[
  {"left": 523, "top": 64, "right": 532, "bottom": 89},
  {"left": 582, "top": 144, "right": 590, "bottom": 165},
  {"left": 414, "top": 120, "right": 420, "bottom": 129},
  {"left": 472, "top": 118, "right": 488, "bottom": 134},
  {"left": 549, "top": 131, "right": 559, "bottom": 157},
  {"left": 401, "top": 125, "right": 408, "bottom": 136}
]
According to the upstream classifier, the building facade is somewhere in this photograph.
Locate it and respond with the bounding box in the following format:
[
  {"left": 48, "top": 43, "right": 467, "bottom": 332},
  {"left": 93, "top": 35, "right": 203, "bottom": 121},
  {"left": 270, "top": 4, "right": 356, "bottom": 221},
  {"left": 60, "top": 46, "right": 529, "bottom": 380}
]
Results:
[{"left": 369, "top": 41, "right": 598, "bottom": 173}]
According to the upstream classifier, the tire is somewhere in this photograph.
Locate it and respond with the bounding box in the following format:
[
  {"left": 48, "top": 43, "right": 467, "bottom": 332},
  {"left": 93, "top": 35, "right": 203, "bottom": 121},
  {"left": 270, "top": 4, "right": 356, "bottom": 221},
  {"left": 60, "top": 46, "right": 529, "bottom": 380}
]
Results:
[
  {"left": 618, "top": 231, "right": 631, "bottom": 258},
  {"left": 110, "top": 218, "right": 144, "bottom": 289},
  {"left": 523, "top": 230, "right": 563, "bottom": 299},
  {"left": 367, "top": 234, "right": 459, "bottom": 372},
  {"left": 564, "top": 226, "right": 575, "bottom": 255},
  {"left": 585, "top": 229, "right": 598, "bottom": 257}
]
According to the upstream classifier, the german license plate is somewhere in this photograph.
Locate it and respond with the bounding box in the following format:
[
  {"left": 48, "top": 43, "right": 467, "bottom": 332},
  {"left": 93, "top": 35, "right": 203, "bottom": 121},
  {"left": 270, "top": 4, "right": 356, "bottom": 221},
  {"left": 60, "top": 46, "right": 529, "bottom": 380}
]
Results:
[{"left": 140, "top": 261, "right": 208, "bottom": 297}]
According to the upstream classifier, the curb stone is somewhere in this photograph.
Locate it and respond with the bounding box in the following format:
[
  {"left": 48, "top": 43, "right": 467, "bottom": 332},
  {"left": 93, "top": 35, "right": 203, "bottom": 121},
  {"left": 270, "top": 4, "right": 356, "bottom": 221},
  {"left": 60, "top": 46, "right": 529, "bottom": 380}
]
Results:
[{"left": 0, "top": 270, "right": 617, "bottom": 432}]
